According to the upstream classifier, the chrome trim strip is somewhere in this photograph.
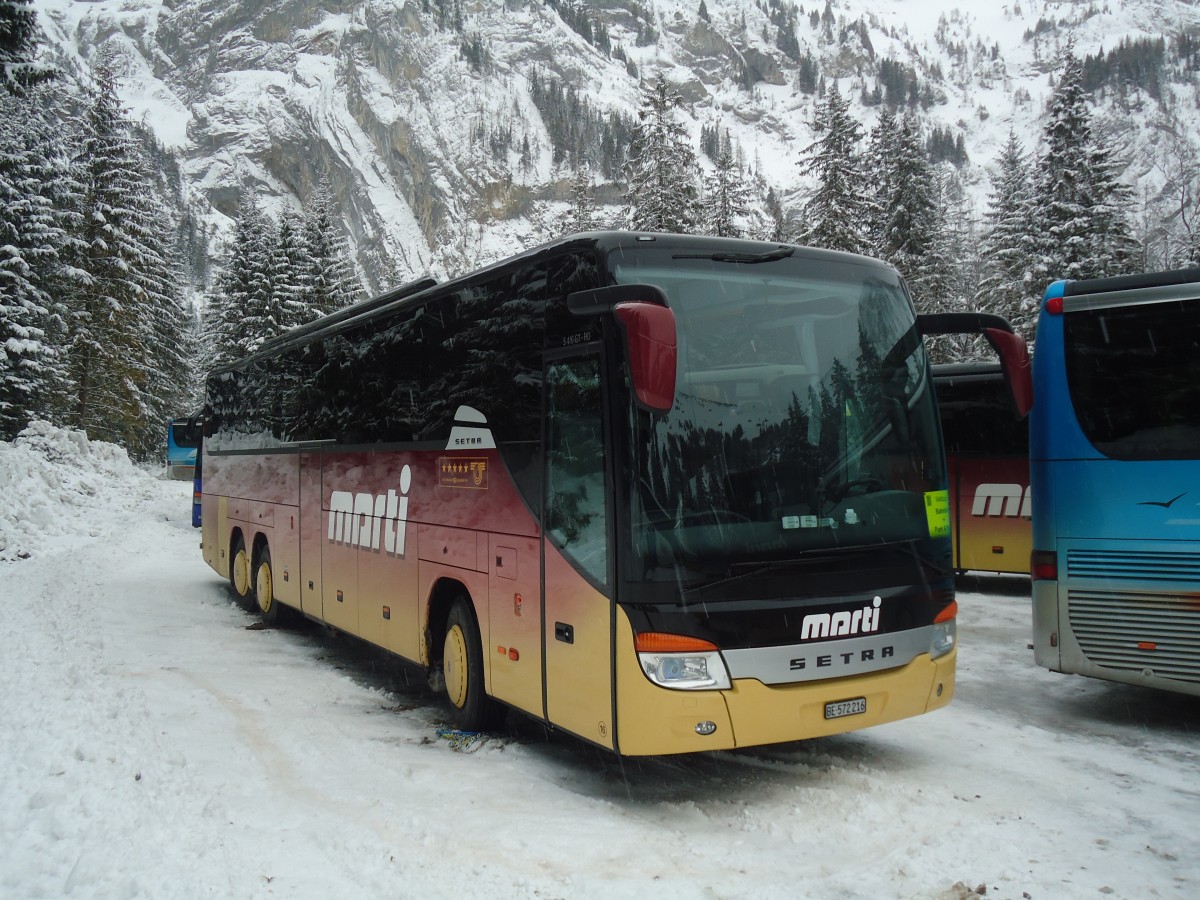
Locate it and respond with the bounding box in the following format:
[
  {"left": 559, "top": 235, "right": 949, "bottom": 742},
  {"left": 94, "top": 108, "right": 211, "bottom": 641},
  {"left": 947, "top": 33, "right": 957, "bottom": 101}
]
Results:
[{"left": 722, "top": 626, "right": 933, "bottom": 685}]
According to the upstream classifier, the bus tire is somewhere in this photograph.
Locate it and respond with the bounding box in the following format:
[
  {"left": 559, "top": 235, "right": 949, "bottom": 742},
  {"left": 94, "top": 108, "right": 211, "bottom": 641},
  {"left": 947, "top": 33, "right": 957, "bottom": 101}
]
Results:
[
  {"left": 229, "top": 533, "right": 252, "bottom": 603},
  {"left": 253, "top": 545, "right": 288, "bottom": 627},
  {"left": 442, "top": 598, "right": 505, "bottom": 732}
]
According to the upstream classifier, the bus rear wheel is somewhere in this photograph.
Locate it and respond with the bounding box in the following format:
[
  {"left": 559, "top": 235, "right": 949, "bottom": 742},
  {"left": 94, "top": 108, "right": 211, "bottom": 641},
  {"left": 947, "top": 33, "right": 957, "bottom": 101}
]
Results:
[
  {"left": 229, "top": 534, "right": 252, "bottom": 603},
  {"left": 442, "top": 598, "right": 505, "bottom": 732},
  {"left": 254, "top": 545, "right": 288, "bottom": 627}
]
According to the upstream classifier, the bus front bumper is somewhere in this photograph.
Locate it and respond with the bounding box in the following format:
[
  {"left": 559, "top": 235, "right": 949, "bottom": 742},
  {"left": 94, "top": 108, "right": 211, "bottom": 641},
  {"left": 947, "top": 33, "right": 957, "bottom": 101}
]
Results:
[{"left": 614, "top": 649, "right": 955, "bottom": 756}]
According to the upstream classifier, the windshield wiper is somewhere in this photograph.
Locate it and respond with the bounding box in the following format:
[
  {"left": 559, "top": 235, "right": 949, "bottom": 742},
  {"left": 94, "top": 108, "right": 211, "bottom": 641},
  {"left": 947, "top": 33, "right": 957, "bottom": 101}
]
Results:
[{"left": 673, "top": 247, "right": 795, "bottom": 264}]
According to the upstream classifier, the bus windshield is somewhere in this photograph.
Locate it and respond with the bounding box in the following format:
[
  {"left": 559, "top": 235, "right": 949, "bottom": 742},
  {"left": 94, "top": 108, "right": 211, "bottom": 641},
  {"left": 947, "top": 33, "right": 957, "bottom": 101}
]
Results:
[{"left": 611, "top": 248, "right": 945, "bottom": 582}]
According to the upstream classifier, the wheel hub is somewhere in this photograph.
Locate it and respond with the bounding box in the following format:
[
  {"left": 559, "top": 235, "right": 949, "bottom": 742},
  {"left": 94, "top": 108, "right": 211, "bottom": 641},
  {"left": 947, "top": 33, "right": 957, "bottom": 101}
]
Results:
[
  {"left": 256, "top": 563, "right": 273, "bottom": 613},
  {"left": 444, "top": 624, "right": 469, "bottom": 709}
]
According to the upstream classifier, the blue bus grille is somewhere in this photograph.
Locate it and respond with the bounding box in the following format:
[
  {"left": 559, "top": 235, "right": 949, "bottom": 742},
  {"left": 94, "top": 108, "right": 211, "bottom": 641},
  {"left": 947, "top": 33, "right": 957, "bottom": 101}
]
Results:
[
  {"left": 1067, "top": 590, "right": 1200, "bottom": 684},
  {"left": 1066, "top": 549, "right": 1200, "bottom": 582}
]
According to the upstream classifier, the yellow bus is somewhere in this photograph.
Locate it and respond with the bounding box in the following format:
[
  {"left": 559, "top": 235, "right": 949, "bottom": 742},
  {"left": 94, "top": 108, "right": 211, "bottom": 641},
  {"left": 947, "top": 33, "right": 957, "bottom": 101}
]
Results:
[
  {"left": 199, "top": 232, "right": 1030, "bottom": 755},
  {"left": 935, "top": 361, "right": 1031, "bottom": 575}
]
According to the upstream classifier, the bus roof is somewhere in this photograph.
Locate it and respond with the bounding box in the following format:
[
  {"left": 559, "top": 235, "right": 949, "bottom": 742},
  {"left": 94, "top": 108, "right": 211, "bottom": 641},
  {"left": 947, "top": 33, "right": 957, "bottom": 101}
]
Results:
[
  {"left": 214, "top": 231, "right": 900, "bottom": 377},
  {"left": 1063, "top": 267, "right": 1200, "bottom": 297}
]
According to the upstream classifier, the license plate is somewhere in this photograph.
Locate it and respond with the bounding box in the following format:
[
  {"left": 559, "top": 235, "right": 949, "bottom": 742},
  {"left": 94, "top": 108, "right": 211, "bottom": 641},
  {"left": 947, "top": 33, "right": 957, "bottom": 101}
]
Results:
[{"left": 824, "top": 697, "right": 867, "bottom": 720}]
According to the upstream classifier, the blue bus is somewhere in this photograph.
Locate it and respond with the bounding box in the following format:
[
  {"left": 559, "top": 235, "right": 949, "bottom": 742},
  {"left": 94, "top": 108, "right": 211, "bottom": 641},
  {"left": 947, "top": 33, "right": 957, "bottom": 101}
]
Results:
[
  {"left": 1030, "top": 268, "right": 1200, "bottom": 696},
  {"left": 166, "top": 417, "right": 202, "bottom": 480}
]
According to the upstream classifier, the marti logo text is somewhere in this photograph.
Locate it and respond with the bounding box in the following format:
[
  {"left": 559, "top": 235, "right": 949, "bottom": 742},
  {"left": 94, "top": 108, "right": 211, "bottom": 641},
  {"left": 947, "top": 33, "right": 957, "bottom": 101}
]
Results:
[
  {"left": 327, "top": 465, "right": 412, "bottom": 556},
  {"left": 800, "top": 596, "right": 882, "bottom": 641}
]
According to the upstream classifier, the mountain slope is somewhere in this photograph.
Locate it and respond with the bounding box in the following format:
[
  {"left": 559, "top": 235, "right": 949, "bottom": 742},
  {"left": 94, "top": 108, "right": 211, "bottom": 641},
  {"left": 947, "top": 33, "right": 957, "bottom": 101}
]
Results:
[{"left": 31, "top": 0, "right": 1200, "bottom": 289}]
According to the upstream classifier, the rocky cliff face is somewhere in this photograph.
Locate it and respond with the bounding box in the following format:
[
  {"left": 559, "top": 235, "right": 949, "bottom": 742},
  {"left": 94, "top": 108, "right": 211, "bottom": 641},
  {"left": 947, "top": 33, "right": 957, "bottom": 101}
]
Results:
[{"left": 32, "top": 0, "right": 1200, "bottom": 292}]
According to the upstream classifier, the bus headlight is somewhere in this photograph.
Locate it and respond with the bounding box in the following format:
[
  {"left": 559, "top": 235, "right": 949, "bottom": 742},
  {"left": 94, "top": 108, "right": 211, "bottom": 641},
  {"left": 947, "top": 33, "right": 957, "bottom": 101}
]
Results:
[
  {"left": 930, "top": 620, "right": 956, "bottom": 659},
  {"left": 639, "top": 651, "right": 731, "bottom": 690},
  {"left": 929, "top": 599, "right": 958, "bottom": 660},
  {"left": 634, "top": 633, "right": 731, "bottom": 690}
]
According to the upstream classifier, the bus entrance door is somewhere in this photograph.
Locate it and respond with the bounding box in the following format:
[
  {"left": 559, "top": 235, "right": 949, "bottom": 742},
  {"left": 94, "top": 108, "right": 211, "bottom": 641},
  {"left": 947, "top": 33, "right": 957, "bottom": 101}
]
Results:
[{"left": 541, "top": 356, "right": 615, "bottom": 750}]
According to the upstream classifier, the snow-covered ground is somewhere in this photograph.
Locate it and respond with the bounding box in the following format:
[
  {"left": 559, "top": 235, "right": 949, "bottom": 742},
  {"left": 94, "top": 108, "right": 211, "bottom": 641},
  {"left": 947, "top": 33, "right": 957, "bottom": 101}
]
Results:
[{"left": 1, "top": 423, "right": 1196, "bottom": 899}]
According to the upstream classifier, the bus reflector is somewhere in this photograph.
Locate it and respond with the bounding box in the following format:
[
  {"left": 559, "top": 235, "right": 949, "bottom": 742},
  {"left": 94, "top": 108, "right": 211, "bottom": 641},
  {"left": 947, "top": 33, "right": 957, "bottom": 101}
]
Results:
[
  {"left": 635, "top": 633, "right": 718, "bottom": 653},
  {"left": 1031, "top": 550, "right": 1058, "bottom": 581},
  {"left": 1137, "top": 641, "right": 1157, "bottom": 651},
  {"left": 934, "top": 601, "right": 958, "bottom": 624}
]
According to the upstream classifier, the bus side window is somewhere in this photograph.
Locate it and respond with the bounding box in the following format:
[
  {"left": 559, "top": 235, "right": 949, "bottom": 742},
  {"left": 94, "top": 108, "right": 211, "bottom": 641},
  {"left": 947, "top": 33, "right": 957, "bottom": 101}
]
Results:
[{"left": 545, "top": 357, "right": 608, "bottom": 588}]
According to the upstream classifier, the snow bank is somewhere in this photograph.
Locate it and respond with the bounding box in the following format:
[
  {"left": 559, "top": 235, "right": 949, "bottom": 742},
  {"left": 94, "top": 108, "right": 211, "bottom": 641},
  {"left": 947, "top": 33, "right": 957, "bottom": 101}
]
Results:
[{"left": 0, "top": 420, "right": 162, "bottom": 562}]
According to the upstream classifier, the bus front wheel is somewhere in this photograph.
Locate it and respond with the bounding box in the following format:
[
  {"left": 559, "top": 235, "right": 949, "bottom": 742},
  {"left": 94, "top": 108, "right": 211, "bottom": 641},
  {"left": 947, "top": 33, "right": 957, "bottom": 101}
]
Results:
[
  {"left": 229, "top": 534, "right": 251, "bottom": 603},
  {"left": 442, "top": 598, "right": 505, "bottom": 732}
]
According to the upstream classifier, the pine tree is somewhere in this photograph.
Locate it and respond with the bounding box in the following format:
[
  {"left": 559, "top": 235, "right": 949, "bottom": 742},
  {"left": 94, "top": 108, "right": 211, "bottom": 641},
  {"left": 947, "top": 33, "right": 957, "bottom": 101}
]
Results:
[
  {"left": 62, "top": 65, "right": 180, "bottom": 454},
  {"left": 136, "top": 220, "right": 196, "bottom": 453},
  {"left": 272, "top": 210, "right": 309, "bottom": 331},
  {"left": 205, "top": 196, "right": 275, "bottom": 371},
  {"left": 623, "top": 74, "right": 701, "bottom": 233},
  {"left": 979, "top": 132, "right": 1039, "bottom": 341},
  {"left": 565, "top": 165, "right": 599, "bottom": 233},
  {"left": 863, "top": 106, "right": 898, "bottom": 256},
  {"left": 1030, "top": 48, "right": 1138, "bottom": 287},
  {"left": 302, "top": 178, "right": 360, "bottom": 318},
  {"left": 0, "top": 87, "right": 65, "bottom": 437},
  {"left": 1, "top": 0, "right": 53, "bottom": 94},
  {"left": 872, "top": 115, "right": 951, "bottom": 307},
  {"left": 703, "top": 133, "right": 752, "bottom": 238},
  {"left": 797, "top": 82, "right": 869, "bottom": 254}
]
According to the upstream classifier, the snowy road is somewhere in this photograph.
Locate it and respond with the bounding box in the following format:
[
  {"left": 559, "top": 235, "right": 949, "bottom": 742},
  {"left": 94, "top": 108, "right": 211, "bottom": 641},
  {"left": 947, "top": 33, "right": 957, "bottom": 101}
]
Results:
[{"left": 1, "top": 444, "right": 1197, "bottom": 899}]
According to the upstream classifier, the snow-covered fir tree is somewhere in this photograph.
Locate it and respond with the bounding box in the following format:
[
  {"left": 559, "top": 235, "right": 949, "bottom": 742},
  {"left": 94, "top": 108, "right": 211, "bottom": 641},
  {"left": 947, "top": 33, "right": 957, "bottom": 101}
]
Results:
[
  {"left": 302, "top": 178, "right": 360, "bottom": 317},
  {"left": 63, "top": 65, "right": 191, "bottom": 456},
  {"left": 869, "top": 114, "right": 951, "bottom": 309},
  {"left": 979, "top": 131, "right": 1039, "bottom": 342},
  {"left": 1030, "top": 48, "right": 1138, "bottom": 287},
  {"left": 565, "top": 166, "right": 599, "bottom": 233},
  {"left": 0, "top": 0, "right": 53, "bottom": 94},
  {"left": 623, "top": 74, "right": 701, "bottom": 233},
  {"left": 939, "top": 171, "right": 981, "bottom": 308},
  {"left": 703, "top": 132, "right": 753, "bottom": 238},
  {"left": 271, "top": 210, "right": 310, "bottom": 332},
  {"left": 203, "top": 196, "right": 274, "bottom": 371},
  {"left": 797, "top": 82, "right": 869, "bottom": 254},
  {"left": 136, "top": 217, "right": 196, "bottom": 449},
  {"left": 863, "top": 107, "right": 898, "bottom": 256},
  {"left": 1139, "top": 120, "right": 1200, "bottom": 270},
  {"left": 202, "top": 185, "right": 361, "bottom": 376},
  {"left": 0, "top": 86, "right": 64, "bottom": 438}
]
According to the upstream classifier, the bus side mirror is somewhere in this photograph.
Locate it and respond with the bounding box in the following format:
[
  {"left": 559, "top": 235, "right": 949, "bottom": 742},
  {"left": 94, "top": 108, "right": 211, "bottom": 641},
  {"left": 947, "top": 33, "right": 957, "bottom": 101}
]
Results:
[
  {"left": 615, "top": 302, "right": 677, "bottom": 413},
  {"left": 984, "top": 327, "right": 1033, "bottom": 419},
  {"left": 917, "top": 312, "right": 1033, "bottom": 420}
]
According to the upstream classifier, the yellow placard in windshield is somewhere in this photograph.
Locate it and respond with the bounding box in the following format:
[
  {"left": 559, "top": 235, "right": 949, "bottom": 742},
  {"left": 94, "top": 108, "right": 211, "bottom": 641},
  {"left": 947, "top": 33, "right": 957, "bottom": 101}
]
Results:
[{"left": 924, "top": 489, "right": 950, "bottom": 538}]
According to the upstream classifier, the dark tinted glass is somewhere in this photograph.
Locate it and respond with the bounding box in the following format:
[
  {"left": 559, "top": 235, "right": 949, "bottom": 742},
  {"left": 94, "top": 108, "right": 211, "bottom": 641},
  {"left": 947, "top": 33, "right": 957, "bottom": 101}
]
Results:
[
  {"left": 935, "top": 370, "right": 1028, "bottom": 457},
  {"left": 609, "top": 248, "right": 946, "bottom": 581},
  {"left": 1065, "top": 298, "right": 1200, "bottom": 459}
]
